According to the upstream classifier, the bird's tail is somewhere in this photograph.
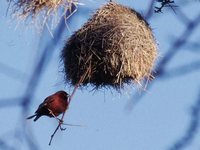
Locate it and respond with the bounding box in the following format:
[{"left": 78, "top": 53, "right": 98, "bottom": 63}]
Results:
[
  {"left": 27, "top": 114, "right": 41, "bottom": 122},
  {"left": 26, "top": 114, "right": 37, "bottom": 120},
  {"left": 33, "top": 115, "right": 41, "bottom": 122}
]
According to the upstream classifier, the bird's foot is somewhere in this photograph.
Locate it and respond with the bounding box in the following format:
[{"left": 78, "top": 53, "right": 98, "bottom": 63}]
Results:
[
  {"left": 60, "top": 125, "right": 66, "bottom": 131},
  {"left": 58, "top": 119, "right": 66, "bottom": 131},
  {"left": 58, "top": 119, "right": 64, "bottom": 124}
]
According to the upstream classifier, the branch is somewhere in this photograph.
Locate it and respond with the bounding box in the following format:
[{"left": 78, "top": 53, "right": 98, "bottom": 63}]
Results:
[
  {"left": 159, "top": 61, "right": 200, "bottom": 79},
  {"left": 184, "top": 42, "right": 200, "bottom": 51},
  {"left": 168, "top": 89, "right": 200, "bottom": 150},
  {"left": 0, "top": 98, "right": 22, "bottom": 108},
  {"left": 48, "top": 83, "right": 80, "bottom": 146},
  {"left": 175, "top": 9, "right": 190, "bottom": 25},
  {"left": 21, "top": 18, "right": 67, "bottom": 148},
  {"left": 156, "top": 12, "right": 200, "bottom": 77},
  {"left": 0, "top": 139, "right": 16, "bottom": 150},
  {"left": 49, "top": 67, "right": 90, "bottom": 145},
  {"left": 155, "top": 0, "right": 177, "bottom": 13},
  {"left": 0, "top": 62, "right": 27, "bottom": 82},
  {"left": 144, "top": 0, "right": 155, "bottom": 20}
]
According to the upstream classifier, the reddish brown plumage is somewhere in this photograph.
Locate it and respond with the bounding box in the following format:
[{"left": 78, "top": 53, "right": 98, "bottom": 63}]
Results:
[{"left": 27, "top": 91, "right": 69, "bottom": 121}]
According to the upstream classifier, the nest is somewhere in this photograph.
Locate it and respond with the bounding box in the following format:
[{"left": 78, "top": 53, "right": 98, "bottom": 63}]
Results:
[
  {"left": 9, "top": 0, "right": 78, "bottom": 28},
  {"left": 62, "top": 2, "right": 157, "bottom": 90}
]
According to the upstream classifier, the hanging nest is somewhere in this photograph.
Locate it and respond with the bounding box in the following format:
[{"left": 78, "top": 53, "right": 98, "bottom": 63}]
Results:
[
  {"left": 9, "top": 0, "right": 78, "bottom": 28},
  {"left": 62, "top": 2, "right": 158, "bottom": 90}
]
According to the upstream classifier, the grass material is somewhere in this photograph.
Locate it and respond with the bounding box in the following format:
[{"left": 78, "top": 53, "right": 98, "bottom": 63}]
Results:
[{"left": 62, "top": 2, "right": 158, "bottom": 90}]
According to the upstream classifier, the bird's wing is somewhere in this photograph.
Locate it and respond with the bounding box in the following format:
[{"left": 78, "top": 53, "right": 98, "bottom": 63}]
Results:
[
  {"left": 43, "top": 96, "right": 54, "bottom": 104},
  {"left": 35, "top": 97, "right": 54, "bottom": 113}
]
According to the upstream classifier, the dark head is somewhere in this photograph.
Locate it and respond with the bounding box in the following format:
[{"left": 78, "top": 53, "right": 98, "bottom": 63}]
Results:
[{"left": 55, "top": 90, "right": 70, "bottom": 99}]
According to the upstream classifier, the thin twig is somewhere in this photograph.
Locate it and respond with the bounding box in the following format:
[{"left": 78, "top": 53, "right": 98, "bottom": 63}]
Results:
[
  {"left": 168, "top": 89, "right": 200, "bottom": 150},
  {"left": 155, "top": 0, "right": 176, "bottom": 13},
  {"left": 145, "top": 0, "right": 155, "bottom": 20},
  {"left": 6, "top": 0, "right": 11, "bottom": 16},
  {"left": 61, "top": 123, "right": 84, "bottom": 127},
  {"left": 49, "top": 68, "right": 89, "bottom": 145},
  {"left": 48, "top": 85, "right": 79, "bottom": 145}
]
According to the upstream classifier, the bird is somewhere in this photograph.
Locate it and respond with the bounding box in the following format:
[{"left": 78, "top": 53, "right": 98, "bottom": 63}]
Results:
[{"left": 27, "top": 91, "right": 70, "bottom": 122}]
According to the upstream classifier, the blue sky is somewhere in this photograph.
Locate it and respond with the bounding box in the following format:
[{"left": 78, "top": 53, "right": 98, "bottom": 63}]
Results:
[{"left": 1, "top": 0, "right": 200, "bottom": 150}]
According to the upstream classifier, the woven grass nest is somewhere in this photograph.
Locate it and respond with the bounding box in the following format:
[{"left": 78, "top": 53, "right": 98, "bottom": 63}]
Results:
[
  {"left": 9, "top": 0, "right": 77, "bottom": 20},
  {"left": 62, "top": 2, "right": 157, "bottom": 90}
]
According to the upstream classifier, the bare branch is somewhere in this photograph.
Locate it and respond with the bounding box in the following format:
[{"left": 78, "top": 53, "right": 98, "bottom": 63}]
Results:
[
  {"left": 0, "top": 62, "right": 27, "bottom": 82},
  {"left": 0, "top": 139, "right": 16, "bottom": 150},
  {"left": 168, "top": 89, "right": 200, "bottom": 150},
  {"left": 159, "top": 61, "right": 200, "bottom": 79},
  {"left": 145, "top": 0, "right": 155, "bottom": 19},
  {"left": 0, "top": 98, "right": 22, "bottom": 108},
  {"left": 49, "top": 67, "right": 89, "bottom": 145},
  {"left": 157, "top": 12, "right": 200, "bottom": 75},
  {"left": 155, "top": 0, "right": 177, "bottom": 13},
  {"left": 20, "top": 17, "right": 67, "bottom": 148}
]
